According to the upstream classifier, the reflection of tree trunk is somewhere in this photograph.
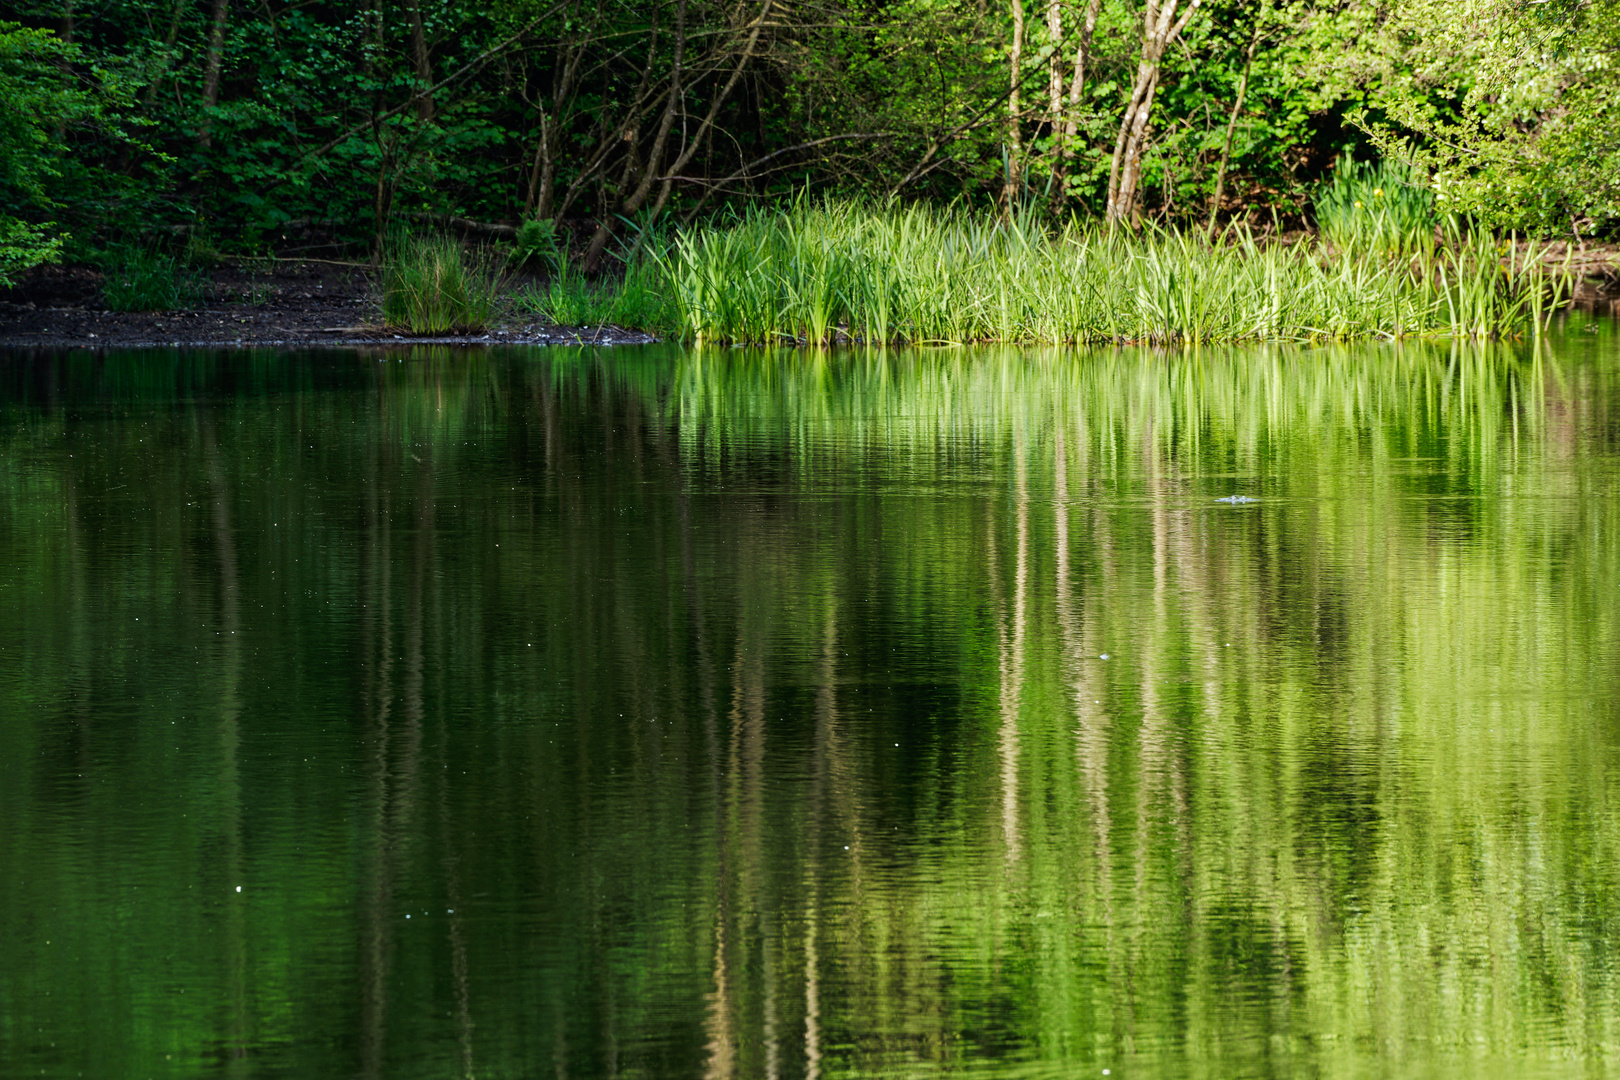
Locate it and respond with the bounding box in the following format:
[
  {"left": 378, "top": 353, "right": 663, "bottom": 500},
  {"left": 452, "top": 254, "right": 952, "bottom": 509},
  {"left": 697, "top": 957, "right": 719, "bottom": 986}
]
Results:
[
  {"left": 62, "top": 468, "right": 94, "bottom": 793},
  {"left": 204, "top": 422, "right": 249, "bottom": 1072},
  {"left": 997, "top": 431, "right": 1030, "bottom": 864},
  {"left": 360, "top": 447, "right": 396, "bottom": 1080},
  {"left": 434, "top": 561, "right": 475, "bottom": 1079},
  {"left": 803, "top": 601, "right": 836, "bottom": 1080}
]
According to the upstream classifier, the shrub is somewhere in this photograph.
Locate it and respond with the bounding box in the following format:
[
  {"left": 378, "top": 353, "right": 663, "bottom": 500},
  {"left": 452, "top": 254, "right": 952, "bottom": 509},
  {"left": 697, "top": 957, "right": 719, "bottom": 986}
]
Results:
[{"left": 508, "top": 217, "right": 562, "bottom": 274}]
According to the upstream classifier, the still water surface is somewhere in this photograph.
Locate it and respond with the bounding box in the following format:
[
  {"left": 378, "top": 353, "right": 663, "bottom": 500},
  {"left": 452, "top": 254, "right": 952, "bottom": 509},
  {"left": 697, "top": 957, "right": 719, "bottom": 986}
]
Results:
[{"left": 4, "top": 330, "right": 1620, "bottom": 1079}]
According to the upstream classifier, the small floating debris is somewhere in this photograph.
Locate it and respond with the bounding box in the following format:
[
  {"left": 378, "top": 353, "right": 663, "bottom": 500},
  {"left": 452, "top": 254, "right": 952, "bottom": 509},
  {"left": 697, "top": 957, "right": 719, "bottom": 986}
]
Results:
[{"left": 1216, "top": 495, "right": 1258, "bottom": 503}]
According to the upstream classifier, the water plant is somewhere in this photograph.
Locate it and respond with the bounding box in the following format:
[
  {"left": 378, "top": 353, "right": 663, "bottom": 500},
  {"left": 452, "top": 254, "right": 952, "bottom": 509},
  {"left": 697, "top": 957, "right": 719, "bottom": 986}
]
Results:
[
  {"left": 1313, "top": 152, "right": 1437, "bottom": 258},
  {"left": 381, "top": 236, "right": 500, "bottom": 334},
  {"left": 638, "top": 201, "right": 1566, "bottom": 347}
]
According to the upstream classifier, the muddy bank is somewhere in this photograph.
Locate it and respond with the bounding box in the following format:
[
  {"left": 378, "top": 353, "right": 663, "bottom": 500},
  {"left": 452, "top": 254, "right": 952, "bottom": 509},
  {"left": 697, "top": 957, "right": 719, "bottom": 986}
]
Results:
[{"left": 0, "top": 260, "right": 660, "bottom": 350}]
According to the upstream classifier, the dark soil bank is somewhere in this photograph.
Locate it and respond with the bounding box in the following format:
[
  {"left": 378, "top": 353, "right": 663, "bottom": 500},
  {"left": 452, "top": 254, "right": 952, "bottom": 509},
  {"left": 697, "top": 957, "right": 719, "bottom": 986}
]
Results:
[{"left": 0, "top": 261, "right": 659, "bottom": 349}]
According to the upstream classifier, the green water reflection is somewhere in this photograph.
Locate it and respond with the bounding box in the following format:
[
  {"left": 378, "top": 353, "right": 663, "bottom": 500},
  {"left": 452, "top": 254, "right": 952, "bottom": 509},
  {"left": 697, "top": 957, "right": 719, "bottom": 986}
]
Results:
[{"left": 2, "top": 329, "right": 1620, "bottom": 1079}]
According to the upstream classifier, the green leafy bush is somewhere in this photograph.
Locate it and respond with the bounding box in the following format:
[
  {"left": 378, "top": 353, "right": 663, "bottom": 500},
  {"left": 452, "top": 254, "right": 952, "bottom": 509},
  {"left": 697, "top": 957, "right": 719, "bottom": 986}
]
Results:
[
  {"left": 101, "top": 249, "right": 202, "bottom": 311},
  {"left": 508, "top": 218, "right": 562, "bottom": 274},
  {"left": 381, "top": 237, "right": 499, "bottom": 334},
  {"left": 1314, "top": 153, "right": 1437, "bottom": 257}
]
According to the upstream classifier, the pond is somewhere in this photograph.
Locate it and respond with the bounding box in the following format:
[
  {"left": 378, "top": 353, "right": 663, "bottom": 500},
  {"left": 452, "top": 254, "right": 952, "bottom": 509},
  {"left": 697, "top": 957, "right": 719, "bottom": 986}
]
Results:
[{"left": 3, "top": 324, "right": 1620, "bottom": 1080}]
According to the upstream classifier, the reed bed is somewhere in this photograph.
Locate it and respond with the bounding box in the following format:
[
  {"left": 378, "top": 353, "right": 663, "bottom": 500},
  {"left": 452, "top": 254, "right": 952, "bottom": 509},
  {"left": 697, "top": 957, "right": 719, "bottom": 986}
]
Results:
[{"left": 645, "top": 202, "right": 1569, "bottom": 346}]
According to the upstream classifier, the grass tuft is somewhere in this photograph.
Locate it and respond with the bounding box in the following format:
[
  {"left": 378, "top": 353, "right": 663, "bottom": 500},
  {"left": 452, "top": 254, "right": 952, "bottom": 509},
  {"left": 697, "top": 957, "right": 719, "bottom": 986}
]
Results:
[
  {"left": 102, "top": 249, "right": 203, "bottom": 312},
  {"left": 382, "top": 236, "right": 500, "bottom": 334}
]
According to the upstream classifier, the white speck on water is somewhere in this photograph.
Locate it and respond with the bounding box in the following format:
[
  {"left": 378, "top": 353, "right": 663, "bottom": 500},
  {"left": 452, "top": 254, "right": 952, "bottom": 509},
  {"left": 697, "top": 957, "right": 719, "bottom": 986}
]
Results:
[
  {"left": 234, "top": 886, "right": 241, "bottom": 893},
  {"left": 405, "top": 914, "right": 410, "bottom": 919}
]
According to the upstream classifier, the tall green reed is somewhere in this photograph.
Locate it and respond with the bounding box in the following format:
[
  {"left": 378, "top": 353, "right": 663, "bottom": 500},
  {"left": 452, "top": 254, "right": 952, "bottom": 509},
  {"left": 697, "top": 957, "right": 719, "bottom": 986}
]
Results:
[{"left": 637, "top": 201, "right": 1569, "bottom": 347}]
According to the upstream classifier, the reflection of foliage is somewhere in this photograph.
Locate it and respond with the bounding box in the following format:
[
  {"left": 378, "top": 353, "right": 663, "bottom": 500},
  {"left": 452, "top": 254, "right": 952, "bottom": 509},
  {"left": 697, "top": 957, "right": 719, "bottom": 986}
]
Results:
[{"left": 4, "top": 338, "right": 1620, "bottom": 1077}]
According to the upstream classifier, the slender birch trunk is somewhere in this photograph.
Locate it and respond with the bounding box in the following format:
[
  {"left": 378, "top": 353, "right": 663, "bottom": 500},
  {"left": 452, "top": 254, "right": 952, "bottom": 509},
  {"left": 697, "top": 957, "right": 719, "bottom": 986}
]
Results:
[
  {"left": 1054, "top": 0, "right": 1103, "bottom": 211},
  {"left": 1003, "top": 0, "right": 1026, "bottom": 214},
  {"left": 1105, "top": 0, "right": 1203, "bottom": 225}
]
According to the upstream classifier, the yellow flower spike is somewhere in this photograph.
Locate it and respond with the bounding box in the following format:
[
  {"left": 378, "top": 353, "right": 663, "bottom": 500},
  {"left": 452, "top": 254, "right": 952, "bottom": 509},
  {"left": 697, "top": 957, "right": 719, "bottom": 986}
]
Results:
[
  {"left": 1373, "top": 188, "right": 1383, "bottom": 197},
  {"left": 1354, "top": 200, "right": 1363, "bottom": 208}
]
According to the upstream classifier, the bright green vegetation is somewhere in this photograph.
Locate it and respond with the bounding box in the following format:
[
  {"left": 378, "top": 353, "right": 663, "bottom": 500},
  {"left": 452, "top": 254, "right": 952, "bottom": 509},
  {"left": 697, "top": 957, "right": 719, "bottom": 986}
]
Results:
[
  {"left": 3, "top": 332, "right": 1620, "bottom": 1078},
  {"left": 1, "top": 0, "right": 1614, "bottom": 281},
  {"left": 517, "top": 250, "right": 675, "bottom": 330},
  {"left": 1314, "top": 152, "right": 1436, "bottom": 257},
  {"left": 646, "top": 202, "right": 1568, "bottom": 345},
  {"left": 380, "top": 235, "right": 500, "bottom": 333}
]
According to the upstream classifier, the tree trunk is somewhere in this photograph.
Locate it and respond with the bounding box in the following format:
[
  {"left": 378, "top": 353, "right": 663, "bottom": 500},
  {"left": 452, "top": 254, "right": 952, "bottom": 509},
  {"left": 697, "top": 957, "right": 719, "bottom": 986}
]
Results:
[
  {"left": 1105, "top": 0, "right": 1203, "bottom": 226},
  {"left": 527, "top": 40, "right": 585, "bottom": 217},
  {"left": 1054, "top": 0, "right": 1103, "bottom": 212},
  {"left": 581, "top": 0, "right": 689, "bottom": 273},
  {"left": 1003, "top": 0, "right": 1026, "bottom": 214},
  {"left": 648, "top": 0, "right": 773, "bottom": 218},
  {"left": 198, "top": 0, "right": 231, "bottom": 149},
  {"left": 1207, "top": 25, "right": 1259, "bottom": 237},
  {"left": 401, "top": 0, "right": 435, "bottom": 121},
  {"left": 584, "top": 0, "right": 773, "bottom": 272},
  {"left": 1046, "top": 0, "right": 1062, "bottom": 138}
]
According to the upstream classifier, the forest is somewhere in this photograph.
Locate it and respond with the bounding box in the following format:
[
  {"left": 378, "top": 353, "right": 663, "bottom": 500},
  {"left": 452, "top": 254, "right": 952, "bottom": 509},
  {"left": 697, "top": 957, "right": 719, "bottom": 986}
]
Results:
[{"left": 1, "top": 0, "right": 1617, "bottom": 288}]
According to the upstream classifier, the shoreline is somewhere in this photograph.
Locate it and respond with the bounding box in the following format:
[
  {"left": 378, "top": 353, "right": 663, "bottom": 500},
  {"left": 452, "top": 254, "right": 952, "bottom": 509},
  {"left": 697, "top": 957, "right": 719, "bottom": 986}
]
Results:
[
  {"left": 1, "top": 246, "right": 1615, "bottom": 352},
  {"left": 0, "top": 259, "right": 661, "bottom": 350}
]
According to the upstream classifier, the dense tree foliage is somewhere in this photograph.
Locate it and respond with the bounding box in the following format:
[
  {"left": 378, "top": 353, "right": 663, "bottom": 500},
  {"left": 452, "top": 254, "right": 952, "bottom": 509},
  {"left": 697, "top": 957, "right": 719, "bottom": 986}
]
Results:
[{"left": 0, "top": 0, "right": 1614, "bottom": 269}]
